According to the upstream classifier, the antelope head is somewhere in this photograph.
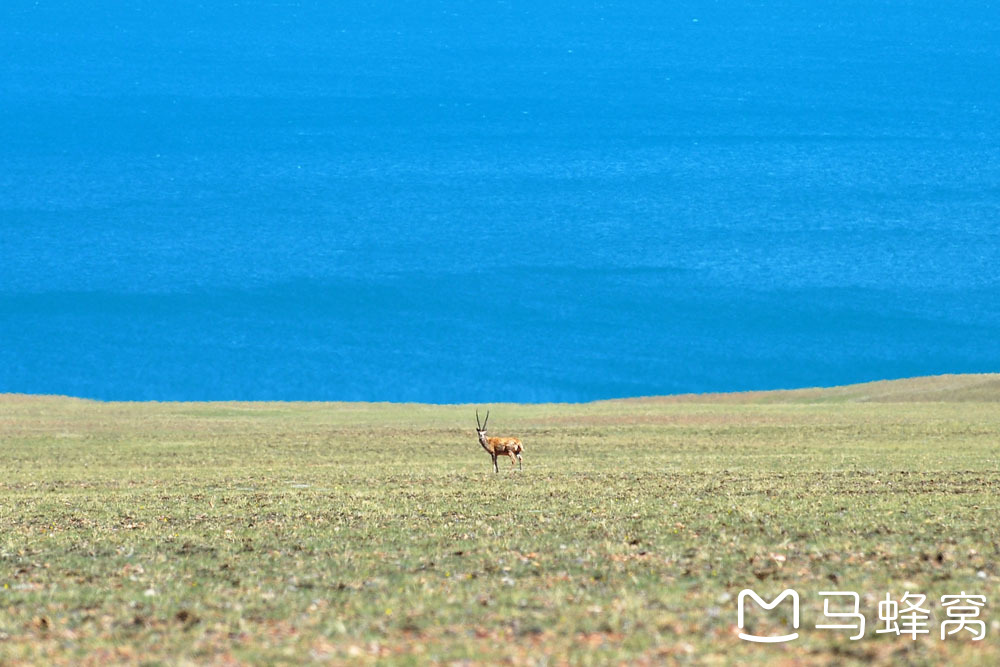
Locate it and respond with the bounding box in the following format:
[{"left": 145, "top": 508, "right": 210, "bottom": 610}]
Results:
[{"left": 475, "top": 409, "right": 490, "bottom": 447}]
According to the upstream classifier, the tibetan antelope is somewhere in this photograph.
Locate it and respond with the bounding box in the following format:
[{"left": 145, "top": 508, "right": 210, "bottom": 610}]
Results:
[{"left": 475, "top": 410, "right": 524, "bottom": 473}]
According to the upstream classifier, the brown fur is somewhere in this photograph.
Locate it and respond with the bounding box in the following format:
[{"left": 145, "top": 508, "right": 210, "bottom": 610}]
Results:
[
  {"left": 485, "top": 436, "right": 523, "bottom": 460},
  {"left": 477, "top": 428, "right": 524, "bottom": 473}
]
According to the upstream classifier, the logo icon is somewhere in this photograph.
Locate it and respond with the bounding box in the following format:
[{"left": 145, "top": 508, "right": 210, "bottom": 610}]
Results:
[{"left": 737, "top": 589, "right": 800, "bottom": 643}]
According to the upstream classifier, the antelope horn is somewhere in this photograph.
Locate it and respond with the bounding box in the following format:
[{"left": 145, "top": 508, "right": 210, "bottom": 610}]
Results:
[
  {"left": 483, "top": 410, "right": 490, "bottom": 429},
  {"left": 476, "top": 409, "right": 482, "bottom": 430}
]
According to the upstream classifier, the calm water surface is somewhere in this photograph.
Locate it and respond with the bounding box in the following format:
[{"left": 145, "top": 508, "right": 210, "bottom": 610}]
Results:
[{"left": 2, "top": 2, "right": 999, "bottom": 401}]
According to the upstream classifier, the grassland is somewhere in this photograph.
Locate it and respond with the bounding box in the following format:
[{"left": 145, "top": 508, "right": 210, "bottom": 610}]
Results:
[{"left": 1, "top": 374, "right": 999, "bottom": 665}]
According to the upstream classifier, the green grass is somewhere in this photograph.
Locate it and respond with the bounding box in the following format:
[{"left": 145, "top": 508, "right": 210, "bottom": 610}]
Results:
[{"left": 2, "top": 374, "right": 1000, "bottom": 664}]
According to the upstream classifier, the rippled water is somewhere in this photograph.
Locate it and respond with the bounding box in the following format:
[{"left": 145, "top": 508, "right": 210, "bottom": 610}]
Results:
[{"left": 2, "top": 1, "right": 998, "bottom": 401}]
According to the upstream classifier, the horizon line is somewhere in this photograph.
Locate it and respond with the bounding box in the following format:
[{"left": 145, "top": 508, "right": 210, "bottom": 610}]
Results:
[{"left": 2, "top": 372, "right": 998, "bottom": 406}]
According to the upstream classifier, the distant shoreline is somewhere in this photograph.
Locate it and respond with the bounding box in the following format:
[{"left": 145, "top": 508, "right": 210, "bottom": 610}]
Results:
[{"left": 3, "top": 373, "right": 998, "bottom": 406}]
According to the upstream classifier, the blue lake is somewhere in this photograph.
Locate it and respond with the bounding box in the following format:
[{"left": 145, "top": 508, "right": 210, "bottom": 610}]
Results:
[{"left": 2, "top": 1, "right": 999, "bottom": 401}]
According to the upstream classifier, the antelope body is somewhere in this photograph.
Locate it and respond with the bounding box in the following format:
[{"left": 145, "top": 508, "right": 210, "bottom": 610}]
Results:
[{"left": 476, "top": 410, "right": 523, "bottom": 473}]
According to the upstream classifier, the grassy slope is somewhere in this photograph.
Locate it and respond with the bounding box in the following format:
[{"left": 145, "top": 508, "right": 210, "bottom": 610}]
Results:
[
  {"left": 1, "top": 374, "right": 999, "bottom": 665},
  {"left": 621, "top": 372, "right": 1000, "bottom": 404}
]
